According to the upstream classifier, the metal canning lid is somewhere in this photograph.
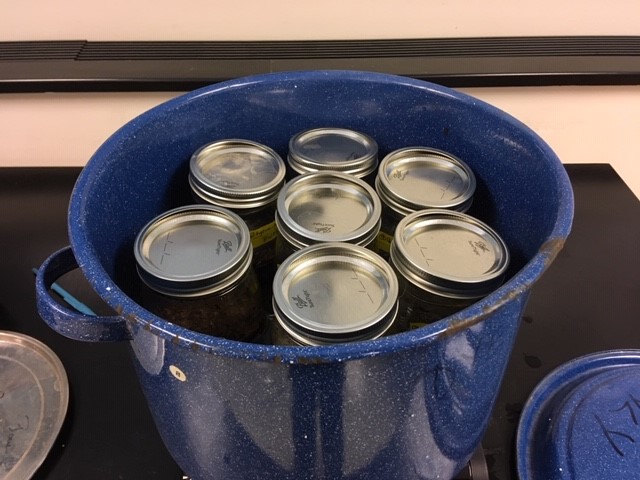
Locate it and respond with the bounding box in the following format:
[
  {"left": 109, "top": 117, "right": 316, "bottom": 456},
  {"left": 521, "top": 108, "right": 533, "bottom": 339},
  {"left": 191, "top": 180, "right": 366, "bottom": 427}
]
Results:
[
  {"left": 288, "top": 127, "right": 379, "bottom": 178},
  {"left": 272, "top": 243, "right": 399, "bottom": 345},
  {"left": 134, "top": 205, "right": 252, "bottom": 297},
  {"left": 375, "top": 147, "right": 476, "bottom": 215},
  {"left": 390, "top": 209, "right": 509, "bottom": 298},
  {"left": 275, "top": 171, "right": 382, "bottom": 249},
  {"left": 0, "top": 331, "right": 69, "bottom": 480},
  {"left": 189, "top": 139, "right": 286, "bottom": 209}
]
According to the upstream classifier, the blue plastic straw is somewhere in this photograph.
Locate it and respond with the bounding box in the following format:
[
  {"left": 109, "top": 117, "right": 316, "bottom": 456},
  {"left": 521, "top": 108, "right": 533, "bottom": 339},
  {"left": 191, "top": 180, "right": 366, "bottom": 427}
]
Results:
[{"left": 32, "top": 267, "right": 96, "bottom": 316}]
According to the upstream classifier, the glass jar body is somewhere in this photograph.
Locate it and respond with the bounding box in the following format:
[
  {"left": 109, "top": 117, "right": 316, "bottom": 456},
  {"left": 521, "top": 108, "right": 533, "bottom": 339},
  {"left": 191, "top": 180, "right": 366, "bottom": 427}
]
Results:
[
  {"left": 270, "top": 316, "right": 303, "bottom": 346},
  {"left": 193, "top": 197, "right": 278, "bottom": 310},
  {"left": 275, "top": 229, "right": 379, "bottom": 266},
  {"left": 375, "top": 202, "right": 404, "bottom": 260},
  {"left": 274, "top": 229, "right": 299, "bottom": 266},
  {"left": 395, "top": 275, "right": 477, "bottom": 330},
  {"left": 287, "top": 167, "right": 377, "bottom": 188},
  {"left": 134, "top": 267, "right": 267, "bottom": 343}
]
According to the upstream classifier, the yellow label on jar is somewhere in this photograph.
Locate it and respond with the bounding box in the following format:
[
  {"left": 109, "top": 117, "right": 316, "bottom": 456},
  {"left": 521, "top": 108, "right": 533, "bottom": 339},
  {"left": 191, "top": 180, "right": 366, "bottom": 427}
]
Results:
[
  {"left": 250, "top": 221, "right": 278, "bottom": 248},
  {"left": 375, "top": 231, "right": 393, "bottom": 253}
]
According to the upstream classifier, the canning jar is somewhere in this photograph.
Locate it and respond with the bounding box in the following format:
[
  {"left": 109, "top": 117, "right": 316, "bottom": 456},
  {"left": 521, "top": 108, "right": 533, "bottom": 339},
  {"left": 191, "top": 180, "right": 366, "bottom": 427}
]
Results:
[
  {"left": 133, "top": 205, "right": 266, "bottom": 343},
  {"left": 374, "top": 147, "right": 476, "bottom": 257},
  {"left": 189, "top": 139, "right": 286, "bottom": 272},
  {"left": 271, "top": 243, "right": 401, "bottom": 346},
  {"left": 274, "top": 171, "right": 382, "bottom": 263},
  {"left": 390, "top": 209, "right": 509, "bottom": 329},
  {"left": 288, "top": 127, "right": 379, "bottom": 185}
]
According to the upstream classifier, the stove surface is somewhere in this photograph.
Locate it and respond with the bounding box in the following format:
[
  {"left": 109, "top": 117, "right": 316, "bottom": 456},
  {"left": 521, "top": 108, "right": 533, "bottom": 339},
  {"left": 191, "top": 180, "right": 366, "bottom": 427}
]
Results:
[{"left": 1, "top": 164, "right": 638, "bottom": 479}]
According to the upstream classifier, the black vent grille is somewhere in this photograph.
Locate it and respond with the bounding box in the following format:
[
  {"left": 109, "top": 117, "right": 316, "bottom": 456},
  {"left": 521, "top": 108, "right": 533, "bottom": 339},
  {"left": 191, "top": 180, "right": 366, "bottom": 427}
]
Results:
[
  {"left": 2, "top": 37, "right": 640, "bottom": 91},
  {"left": 3, "top": 37, "right": 640, "bottom": 62},
  {"left": 77, "top": 36, "right": 640, "bottom": 60},
  {"left": 0, "top": 41, "right": 84, "bottom": 60}
]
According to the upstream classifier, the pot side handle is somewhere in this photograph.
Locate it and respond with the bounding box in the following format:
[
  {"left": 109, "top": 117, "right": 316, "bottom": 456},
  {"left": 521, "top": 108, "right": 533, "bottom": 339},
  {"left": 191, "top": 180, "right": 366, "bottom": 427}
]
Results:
[{"left": 35, "top": 246, "right": 131, "bottom": 342}]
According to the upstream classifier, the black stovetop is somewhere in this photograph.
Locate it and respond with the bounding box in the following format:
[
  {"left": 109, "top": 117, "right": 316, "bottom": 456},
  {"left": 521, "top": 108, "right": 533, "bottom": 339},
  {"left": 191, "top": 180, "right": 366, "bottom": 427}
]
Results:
[{"left": 1, "top": 164, "right": 639, "bottom": 480}]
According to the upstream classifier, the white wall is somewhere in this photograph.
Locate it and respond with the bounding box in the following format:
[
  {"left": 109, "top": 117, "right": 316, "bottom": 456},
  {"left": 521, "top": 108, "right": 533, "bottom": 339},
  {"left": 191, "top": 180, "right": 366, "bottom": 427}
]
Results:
[
  {"left": 2, "top": 1, "right": 640, "bottom": 41},
  {"left": 2, "top": 87, "right": 639, "bottom": 199},
  {"left": 1, "top": 1, "right": 639, "bottom": 198}
]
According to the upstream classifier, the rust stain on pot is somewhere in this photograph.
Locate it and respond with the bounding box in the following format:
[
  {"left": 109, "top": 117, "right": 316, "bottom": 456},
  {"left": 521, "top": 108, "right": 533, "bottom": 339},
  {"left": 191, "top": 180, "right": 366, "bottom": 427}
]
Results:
[
  {"left": 541, "top": 237, "right": 566, "bottom": 265},
  {"left": 114, "top": 305, "right": 151, "bottom": 331},
  {"left": 441, "top": 316, "right": 477, "bottom": 338},
  {"left": 297, "top": 356, "right": 328, "bottom": 365},
  {"left": 190, "top": 342, "right": 200, "bottom": 352},
  {"left": 444, "top": 287, "right": 524, "bottom": 338}
]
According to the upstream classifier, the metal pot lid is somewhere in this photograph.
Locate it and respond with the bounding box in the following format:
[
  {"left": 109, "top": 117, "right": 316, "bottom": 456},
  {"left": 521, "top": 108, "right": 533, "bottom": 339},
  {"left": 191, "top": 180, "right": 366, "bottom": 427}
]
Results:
[
  {"left": 134, "top": 205, "right": 252, "bottom": 296},
  {"left": 375, "top": 146, "right": 475, "bottom": 215},
  {"left": 189, "top": 139, "right": 286, "bottom": 209},
  {"left": 287, "top": 127, "right": 378, "bottom": 178},
  {"left": 390, "top": 209, "right": 509, "bottom": 298},
  {"left": 272, "top": 243, "right": 398, "bottom": 345},
  {"left": 275, "top": 171, "right": 381, "bottom": 249},
  {"left": 0, "top": 331, "right": 68, "bottom": 479},
  {"left": 517, "top": 350, "right": 640, "bottom": 480}
]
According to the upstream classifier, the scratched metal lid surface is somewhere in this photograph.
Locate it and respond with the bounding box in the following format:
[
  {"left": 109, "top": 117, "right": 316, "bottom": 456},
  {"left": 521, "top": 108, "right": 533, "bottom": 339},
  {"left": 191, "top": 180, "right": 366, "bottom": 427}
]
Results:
[
  {"left": 0, "top": 331, "right": 68, "bottom": 480},
  {"left": 517, "top": 350, "right": 640, "bottom": 480},
  {"left": 189, "top": 139, "right": 286, "bottom": 209}
]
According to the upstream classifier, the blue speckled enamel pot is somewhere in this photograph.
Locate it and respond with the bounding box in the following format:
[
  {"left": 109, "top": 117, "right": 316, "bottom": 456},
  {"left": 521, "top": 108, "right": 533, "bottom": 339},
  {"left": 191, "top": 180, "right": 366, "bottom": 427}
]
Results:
[{"left": 36, "top": 70, "right": 573, "bottom": 480}]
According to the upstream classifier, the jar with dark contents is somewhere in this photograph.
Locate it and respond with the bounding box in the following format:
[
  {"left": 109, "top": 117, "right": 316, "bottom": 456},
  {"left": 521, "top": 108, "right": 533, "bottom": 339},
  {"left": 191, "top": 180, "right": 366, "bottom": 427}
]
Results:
[
  {"left": 287, "top": 127, "right": 379, "bottom": 186},
  {"left": 189, "top": 139, "right": 286, "bottom": 275},
  {"left": 390, "top": 209, "right": 509, "bottom": 329},
  {"left": 133, "top": 205, "right": 266, "bottom": 343},
  {"left": 274, "top": 171, "right": 382, "bottom": 264},
  {"left": 271, "top": 243, "right": 401, "bottom": 346},
  {"left": 374, "top": 147, "right": 476, "bottom": 258}
]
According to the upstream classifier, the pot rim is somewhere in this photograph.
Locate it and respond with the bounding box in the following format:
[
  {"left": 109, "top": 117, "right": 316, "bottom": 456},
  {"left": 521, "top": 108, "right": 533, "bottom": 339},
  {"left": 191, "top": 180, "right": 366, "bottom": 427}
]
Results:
[{"left": 68, "top": 70, "right": 574, "bottom": 363}]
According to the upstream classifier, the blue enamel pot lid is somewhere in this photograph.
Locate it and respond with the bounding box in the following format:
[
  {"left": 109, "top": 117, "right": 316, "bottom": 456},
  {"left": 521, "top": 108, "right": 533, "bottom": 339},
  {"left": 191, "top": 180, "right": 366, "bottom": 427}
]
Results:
[{"left": 516, "top": 350, "right": 640, "bottom": 480}]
